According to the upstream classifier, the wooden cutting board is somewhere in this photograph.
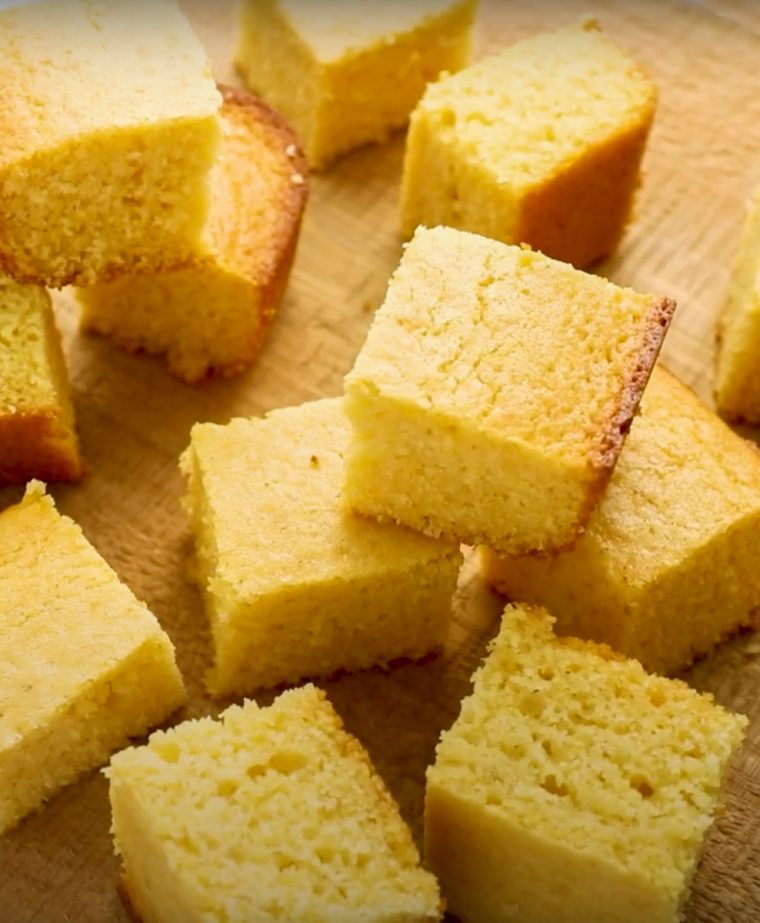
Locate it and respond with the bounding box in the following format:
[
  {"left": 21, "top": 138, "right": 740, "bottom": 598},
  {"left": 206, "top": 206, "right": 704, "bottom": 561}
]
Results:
[{"left": 3, "top": 1, "right": 760, "bottom": 919}]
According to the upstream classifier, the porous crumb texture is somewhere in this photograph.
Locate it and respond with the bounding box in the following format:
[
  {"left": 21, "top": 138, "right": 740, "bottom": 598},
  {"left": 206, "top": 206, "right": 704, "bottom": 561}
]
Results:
[
  {"left": 344, "top": 226, "right": 674, "bottom": 555},
  {"left": 426, "top": 603, "right": 747, "bottom": 923},
  {"left": 400, "top": 19, "right": 657, "bottom": 267},
  {"left": 482, "top": 365, "right": 760, "bottom": 675},
  {"left": 0, "top": 484, "right": 186, "bottom": 836},
  {"left": 236, "top": 0, "right": 477, "bottom": 169},
  {"left": 107, "top": 685, "right": 442, "bottom": 923},
  {"left": 181, "top": 398, "right": 461, "bottom": 696},
  {"left": 715, "top": 185, "right": 760, "bottom": 422},
  {"left": 77, "top": 85, "right": 308, "bottom": 384},
  {"left": 0, "top": 0, "right": 222, "bottom": 287},
  {"left": 0, "top": 278, "right": 82, "bottom": 483}
]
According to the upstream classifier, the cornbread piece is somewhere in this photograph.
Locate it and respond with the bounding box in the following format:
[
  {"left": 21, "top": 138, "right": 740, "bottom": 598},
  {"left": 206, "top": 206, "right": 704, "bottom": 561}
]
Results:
[
  {"left": 0, "top": 483, "right": 185, "bottom": 836},
  {"left": 107, "top": 685, "right": 442, "bottom": 923},
  {"left": 0, "top": 279, "right": 82, "bottom": 484},
  {"left": 400, "top": 19, "right": 657, "bottom": 267},
  {"left": 77, "top": 87, "right": 308, "bottom": 384},
  {"left": 0, "top": 0, "right": 221, "bottom": 287},
  {"left": 483, "top": 366, "right": 760, "bottom": 675},
  {"left": 426, "top": 603, "right": 746, "bottom": 923},
  {"left": 236, "top": 0, "right": 477, "bottom": 170},
  {"left": 716, "top": 186, "right": 760, "bottom": 422},
  {"left": 344, "top": 226, "right": 674, "bottom": 555},
  {"left": 181, "top": 398, "right": 461, "bottom": 696}
]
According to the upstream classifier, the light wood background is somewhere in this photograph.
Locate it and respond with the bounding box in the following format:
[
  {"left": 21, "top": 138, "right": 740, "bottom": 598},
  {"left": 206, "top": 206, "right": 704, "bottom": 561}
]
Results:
[{"left": 3, "top": 1, "right": 760, "bottom": 920}]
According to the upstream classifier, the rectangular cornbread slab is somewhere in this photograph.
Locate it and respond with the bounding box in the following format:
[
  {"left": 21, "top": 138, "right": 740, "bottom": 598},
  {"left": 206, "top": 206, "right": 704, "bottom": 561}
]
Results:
[
  {"left": 715, "top": 185, "right": 760, "bottom": 422},
  {"left": 236, "top": 0, "right": 477, "bottom": 170},
  {"left": 107, "top": 684, "right": 442, "bottom": 923},
  {"left": 425, "top": 603, "right": 747, "bottom": 923},
  {"left": 400, "top": 19, "right": 657, "bottom": 267},
  {"left": 77, "top": 86, "right": 309, "bottom": 384},
  {"left": 0, "top": 483, "right": 186, "bottom": 836},
  {"left": 482, "top": 365, "right": 760, "bottom": 675},
  {"left": 181, "top": 397, "right": 462, "bottom": 696},
  {"left": 0, "top": 0, "right": 222, "bottom": 288},
  {"left": 0, "top": 278, "right": 82, "bottom": 484},
  {"left": 343, "top": 226, "right": 674, "bottom": 555}
]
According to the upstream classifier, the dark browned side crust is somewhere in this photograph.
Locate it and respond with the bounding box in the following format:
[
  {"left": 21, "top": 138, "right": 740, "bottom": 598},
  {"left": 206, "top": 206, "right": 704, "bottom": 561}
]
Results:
[{"left": 0, "top": 411, "right": 83, "bottom": 484}]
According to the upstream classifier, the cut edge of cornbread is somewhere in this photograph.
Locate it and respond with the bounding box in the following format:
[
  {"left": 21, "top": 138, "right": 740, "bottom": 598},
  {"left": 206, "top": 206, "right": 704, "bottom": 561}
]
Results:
[
  {"left": 77, "top": 85, "right": 308, "bottom": 384},
  {"left": 0, "top": 281, "right": 82, "bottom": 483},
  {"left": 180, "top": 400, "right": 462, "bottom": 696},
  {"left": 106, "top": 685, "right": 443, "bottom": 922},
  {"left": 425, "top": 602, "right": 747, "bottom": 923},
  {"left": 0, "top": 482, "right": 186, "bottom": 835}
]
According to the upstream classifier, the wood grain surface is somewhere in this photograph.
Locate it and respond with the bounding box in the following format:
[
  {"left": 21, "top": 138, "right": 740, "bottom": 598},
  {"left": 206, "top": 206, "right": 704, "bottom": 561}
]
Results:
[{"left": 2, "top": 1, "right": 760, "bottom": 920}]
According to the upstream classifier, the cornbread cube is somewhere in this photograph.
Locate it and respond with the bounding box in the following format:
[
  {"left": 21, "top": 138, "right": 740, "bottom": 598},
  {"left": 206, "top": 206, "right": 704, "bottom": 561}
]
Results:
[
  {"left": 236, "top": 0, "right": 477, "bottom": 170},
  {"left": 0, "top": 483, "right": 185, "bottom": 836},
  {"left": 77, "top": 86, "right": 308, "bottom": 384},
  {"left": 482, "top": 366, "right": 760, "bottom": 675},
  {"left": 426, "top": 603, "right": 746, "bottom": 923},
  {"left": 0, "top": 0, "right": 222, "bottom": 288},
  {"left": 400, "top": 19, "right": 657, "bottom": 268},
  {"left": 715, "top": 185, "right": 760, "bottom": 422},
  {"left": 107, "top": 685, "right": 442, "bottom": 923},
  {"left": 0, "top": 279, "right": 82, "bottom": 484},
  {"left": 181, "top": 398, "right": 462, "bottom": 696},
  {"left": 344, "top": 226, "right": 674, "bottom": 555}
]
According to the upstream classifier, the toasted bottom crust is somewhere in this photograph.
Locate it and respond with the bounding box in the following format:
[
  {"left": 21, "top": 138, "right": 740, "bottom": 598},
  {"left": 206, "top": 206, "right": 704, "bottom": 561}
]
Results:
[{"left": 0, "top": 410, "right": 82, "bottom": 484}]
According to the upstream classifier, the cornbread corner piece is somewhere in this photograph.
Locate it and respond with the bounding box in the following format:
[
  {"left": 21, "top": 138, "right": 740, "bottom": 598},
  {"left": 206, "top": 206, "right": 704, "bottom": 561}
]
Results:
[
  {"left": 482, "top": 365, "right": 760, "bottom": 675},
  {"left": 400, "top": 18, "right": 657, "bottom": 267},
  {"left": 0, "top": 483, "right": 186, "bottom": 836},
  {"left": 236, "top": 0, "right": 478, "bottom": 170},
  {"left": 426, "top": 603, "right": 747, "bottom": 923},
  {"left": 107, "top": 684, "right": 443, "bottom": 923},
  {"left": 77, "top": 86, "right": 308, "bottom": 384},
  {"left": 181, "top": 397, "right": 462, "bottom": 696},
  {"left": 0, "top": 279, "right": 82, "bottom": 484},
  {"left": 343, "top": 226, "right": 674, "bottom": 555},
  {"left": 0, "top": 0, "right": 222, "bottom": 288},
  {"left": 715, "top": 185, "right": 760, "bottom": 422}
]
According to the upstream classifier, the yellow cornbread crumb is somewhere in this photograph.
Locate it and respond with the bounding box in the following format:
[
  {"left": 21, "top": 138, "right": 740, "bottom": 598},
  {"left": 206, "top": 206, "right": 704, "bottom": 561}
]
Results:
[
  {"left": 107, "top": 685, "right": 442, "bottom": 923},
  {"left": 715, "top": 185, "right": 760, "bottom": 422},
  {"left": 401, "top": 19, "right": 657, "bottom": 267},
  {"left": 344, "top": 226, "right": 674, "bottom": 555},
  {"left": 180, "top": 398, "right": 461, "bottom": 696},
  {"left": 77, "top": 86, "right": 308, "bottom": 384},
  {"left": 426, "top": 603, "right": 746, "bottom": 923},
  {"left": 0, "top": 483, "right": 185, "bottom": 836},
  {"left": 0, "top": 0, "right": 222, "bottom": 288},
  {"left": 0, "top": 278, "right": 82, "bottom": 484},
  {"left": 482, "top": 366, "right": 760, "bottom": 675},
  {"left": 236, "top": 0, "right": 477, "bottom": 169}
]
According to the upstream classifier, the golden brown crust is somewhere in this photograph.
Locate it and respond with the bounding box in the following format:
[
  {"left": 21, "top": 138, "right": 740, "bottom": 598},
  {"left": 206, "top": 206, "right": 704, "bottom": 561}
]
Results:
[{"left": 0, "top": 411, "right": 83, "bottom": 484}]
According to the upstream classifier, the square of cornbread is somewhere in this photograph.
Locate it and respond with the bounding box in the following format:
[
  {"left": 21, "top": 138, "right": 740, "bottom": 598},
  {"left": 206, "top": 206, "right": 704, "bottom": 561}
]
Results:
[
  {"left": 236, "top": 0, "right": 477, "bottom": 170},
  {"left": 715, "top": 185, "right": 760, "bottom": 422},
  {"left": 482, "top": 366, "right": 760, "bottom": 675},
  {"left": 0, "top": 0, "right": 222, "bottom": 288},
  {"left": 426, "top": 603, "right": 747, "bottom": 923},
  {"left": 344, "top": 226, "right": 674, "bottom": 555},
  {"left": 77, "top": 86, "right": 308, "bottom": 384},
  {"left": 0, "top": 483, "right": 185, "bottom": 836},
  {"left": 107, "top": 685, "right": 442, "bottom": 923},
  {"left": 400, "top": 19, "right": 657, "bottom": 268},
  {"left": 0, "top": 278, "right": 82, "bottom": 484},
  {"left": 181, "top": 398, "right": 462, "bottom": 696}
]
